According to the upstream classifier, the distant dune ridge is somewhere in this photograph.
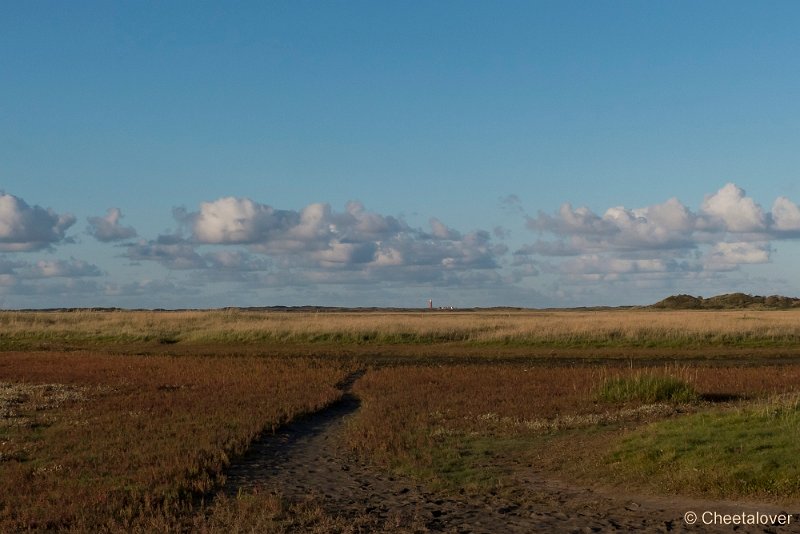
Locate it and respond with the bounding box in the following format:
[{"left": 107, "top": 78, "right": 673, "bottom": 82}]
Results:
[
  {"left": 11, "top": 294, "right": 800, "bottom": 312},
  {"left": 651, "top": 293, "right": 800, "bottom": 309}
]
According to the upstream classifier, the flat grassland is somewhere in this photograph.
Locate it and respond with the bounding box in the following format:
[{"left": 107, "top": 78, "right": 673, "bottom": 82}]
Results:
[
  {"left": 4, "top": 307, "right": 800, "bottom": 359},
  {"left": 1, "top": 308, "right": 800, "bottom": 531}
]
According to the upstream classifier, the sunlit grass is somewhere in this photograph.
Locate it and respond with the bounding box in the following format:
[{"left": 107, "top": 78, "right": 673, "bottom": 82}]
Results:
[
  {"left": 596, "top": 374, "right": 699, "bottom": 404},
  {"left": 3, "top": 308, "right": 800, "bottom": 350},
  {"left": 606, "top": 394, "right": 800, "bottom": 499}
]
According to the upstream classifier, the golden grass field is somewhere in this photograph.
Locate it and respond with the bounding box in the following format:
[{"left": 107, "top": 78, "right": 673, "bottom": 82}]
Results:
[
  {"left": 1, "top": 308, "right": 799, "bottom": 531},
  {"left": 3, "top": 307, "right": 800, "bottom": 348}
]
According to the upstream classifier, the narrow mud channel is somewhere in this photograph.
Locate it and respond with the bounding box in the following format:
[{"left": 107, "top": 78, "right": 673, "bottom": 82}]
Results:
[{"left": 223, "top": 371, "right": 797, "bottom": 533}]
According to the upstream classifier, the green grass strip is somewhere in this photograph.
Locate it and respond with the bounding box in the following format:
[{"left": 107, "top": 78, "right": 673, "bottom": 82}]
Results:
[
  {"left": 596, "top": 375, "right": 698, "bottom": 404},
  {"left": 607, "top": 394, "right": 800, "bottom": 498}
]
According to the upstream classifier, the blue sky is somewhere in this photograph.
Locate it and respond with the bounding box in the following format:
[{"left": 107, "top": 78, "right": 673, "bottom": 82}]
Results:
[{"left": 3, "top": 1, "right": 800, "bottom": 308}]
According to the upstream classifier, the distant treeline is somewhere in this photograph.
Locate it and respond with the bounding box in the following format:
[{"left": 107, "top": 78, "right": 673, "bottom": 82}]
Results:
[{"left": 651, "top": 293, "right": 800, "bottom": 310}]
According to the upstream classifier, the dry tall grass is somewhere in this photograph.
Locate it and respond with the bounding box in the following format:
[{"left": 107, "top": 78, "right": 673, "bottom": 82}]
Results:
[{"left": 3, "top": 308, "right": 800, "bottom": 349}]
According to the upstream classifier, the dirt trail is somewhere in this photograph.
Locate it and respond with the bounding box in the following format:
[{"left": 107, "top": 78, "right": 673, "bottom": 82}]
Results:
[{"left": 223, "top": 372, "right": 798, "bottom": 533}]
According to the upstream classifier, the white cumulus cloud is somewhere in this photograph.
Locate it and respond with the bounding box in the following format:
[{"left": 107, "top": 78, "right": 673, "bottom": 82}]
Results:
[
  {"left": 771, "top": 196, "right": 800, "bottom": 232},
  {"left": 189, "top": 197, "right": 298, "bottom": 244},
  {"left": 87, "top": 208, "right": 137, "bottom": 242},
  {"left": 700, "top": 183, "right": 767, "bottom": 233},
  {"left": 0, "top": 192, "right": 75, "bottom": 251}
]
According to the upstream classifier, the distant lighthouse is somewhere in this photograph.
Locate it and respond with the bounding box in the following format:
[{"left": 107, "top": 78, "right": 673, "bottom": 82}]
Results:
[{"left": 428, "top": 299, "right": 433, "bottom": 309}]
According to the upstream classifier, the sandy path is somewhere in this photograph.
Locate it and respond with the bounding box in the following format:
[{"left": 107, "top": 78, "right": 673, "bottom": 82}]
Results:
[{"left": 223, "top": 373, "right": 799, "bottom": 533}]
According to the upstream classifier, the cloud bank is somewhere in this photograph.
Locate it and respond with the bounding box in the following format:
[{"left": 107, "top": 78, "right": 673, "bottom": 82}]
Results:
[
  {"left": 518, "top": 183, "right": 800, "bottom": 294},
  {"left": 135, "top": 197, "right": 508, "bottom": 287},
  {"left": 2, "top": 184, "right": 800, "bottom": 308}
]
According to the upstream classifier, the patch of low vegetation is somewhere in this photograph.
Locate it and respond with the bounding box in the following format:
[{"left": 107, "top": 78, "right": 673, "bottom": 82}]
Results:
[
  {"left": 604, "top": 394, "right": 800, "bottom": 499},
  {"left": 476, "top": 403, "right": 681, "bottom": 433},
  {"left": 194, "top": 492, "right": 415, "bottom": 533},
  {"left": 347, "top": 366, "right": 675, "bottom": 492},
  {"left": 346, "top": 366, "right": 594, "bottom": 492},
  {"left": 595, "top": 374, "right": 699, "bottom": 404},
  {"left": 347, "top": 364, "right": 800, "bottom": 499},
  {"left": 0, "top": 352, "right": 350, "bottom": 531},
  {"left": 1, "top": 383, "right": 86, "bottom": 422}
]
